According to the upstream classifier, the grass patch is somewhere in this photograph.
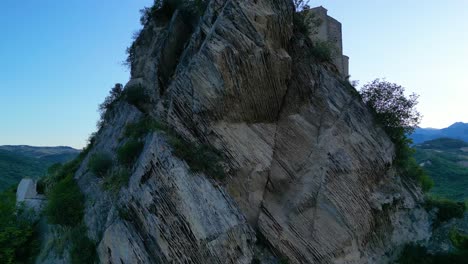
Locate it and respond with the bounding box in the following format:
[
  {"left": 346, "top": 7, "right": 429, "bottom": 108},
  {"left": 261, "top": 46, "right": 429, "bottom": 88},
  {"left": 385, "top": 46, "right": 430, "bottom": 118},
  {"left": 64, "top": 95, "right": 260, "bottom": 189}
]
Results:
[
  {"left": 117, "top": 139, "right": 145, "bottom": 167},
  {"left": 169, "top": 135, "right": 225, "bottom": 179},
  {"left": 103, "top": 168, "right": 130, "bottom": 194},
  {"left": 123, "top": 116, "right": 225, "bottom": 179},
  {"left": 124, "top": 117, "right": 166, "bottom": 139},
  {"left": 88, "top": 153, "right": 113, "bottom": 177}
]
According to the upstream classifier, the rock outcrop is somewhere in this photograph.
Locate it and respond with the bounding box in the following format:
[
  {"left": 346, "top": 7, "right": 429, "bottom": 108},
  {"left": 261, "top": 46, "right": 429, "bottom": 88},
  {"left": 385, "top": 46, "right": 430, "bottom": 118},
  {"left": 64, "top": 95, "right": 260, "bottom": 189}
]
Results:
[{"left": 42, "top": 1, "right": 431, "bottom": 263}]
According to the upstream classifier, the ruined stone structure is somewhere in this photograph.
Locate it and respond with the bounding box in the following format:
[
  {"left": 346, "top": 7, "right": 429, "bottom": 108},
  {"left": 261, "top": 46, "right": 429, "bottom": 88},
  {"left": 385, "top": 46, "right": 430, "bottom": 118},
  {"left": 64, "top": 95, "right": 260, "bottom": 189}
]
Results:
[
  {"left": 16, "top": 178, "right": 45, "bottom": 212},
  {"left": 307, "top": 6, "right": 349, "bottom": 77}
]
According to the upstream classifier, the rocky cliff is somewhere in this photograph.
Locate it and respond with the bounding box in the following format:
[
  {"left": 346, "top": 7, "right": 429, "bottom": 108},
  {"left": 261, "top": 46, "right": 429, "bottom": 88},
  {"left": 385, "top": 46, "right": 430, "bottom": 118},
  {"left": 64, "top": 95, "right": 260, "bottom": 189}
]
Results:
[{"left": 39, "top": 1, "right": 430, "bottom": 263}]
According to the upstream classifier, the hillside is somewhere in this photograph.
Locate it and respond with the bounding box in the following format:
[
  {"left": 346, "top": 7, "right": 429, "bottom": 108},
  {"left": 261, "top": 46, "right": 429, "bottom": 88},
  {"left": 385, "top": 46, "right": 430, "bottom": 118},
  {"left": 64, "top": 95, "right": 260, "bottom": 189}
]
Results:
[
  {"left": 0, "top": 146, "right": 79, "bottom": 191},
  {"left": 414, "top": 138, "right": 468, "bottom": 201},
  {"left": 411, "top": 122, "right": 468, "bottom": 143}
]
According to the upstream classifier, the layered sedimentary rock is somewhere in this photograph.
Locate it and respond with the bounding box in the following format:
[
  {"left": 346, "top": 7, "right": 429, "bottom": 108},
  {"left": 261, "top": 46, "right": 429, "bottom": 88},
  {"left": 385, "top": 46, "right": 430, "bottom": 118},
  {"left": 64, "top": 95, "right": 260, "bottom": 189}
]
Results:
[{"left": 42, "top": 1, "right": 431, "bottom": 263}]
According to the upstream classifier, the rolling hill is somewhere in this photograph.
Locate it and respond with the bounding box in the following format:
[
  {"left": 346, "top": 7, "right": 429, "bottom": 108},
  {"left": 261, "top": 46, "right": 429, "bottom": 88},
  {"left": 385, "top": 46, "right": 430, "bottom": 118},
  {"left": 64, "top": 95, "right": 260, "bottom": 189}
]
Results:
[
  {"left": 411, "top": 122, "right": 468, "bottom": 143},
  {"left": 414, "top": 138, "right": 468, "bottom": 201},
  {"left": 0, "top": 145, "right": 79, "bottom": 191}
]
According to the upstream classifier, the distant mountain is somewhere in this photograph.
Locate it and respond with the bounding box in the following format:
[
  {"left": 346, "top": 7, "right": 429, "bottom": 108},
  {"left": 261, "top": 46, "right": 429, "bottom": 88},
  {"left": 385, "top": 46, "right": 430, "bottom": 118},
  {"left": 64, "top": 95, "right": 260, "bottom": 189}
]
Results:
[
  {"left": 414, "top": 138, "right": 468, "bottom": 201},
  {"left": 410, "top": 122, "right": 468, "bottom": 143},
  {"left": 0, "top": 145, "right": 79, "bottom": 191}
]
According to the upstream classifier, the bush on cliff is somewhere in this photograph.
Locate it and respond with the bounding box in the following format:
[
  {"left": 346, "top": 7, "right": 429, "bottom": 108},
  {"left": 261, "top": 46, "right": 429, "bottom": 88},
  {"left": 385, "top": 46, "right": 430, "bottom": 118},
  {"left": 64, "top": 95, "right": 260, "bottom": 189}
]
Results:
[
  {"left": 88, "top": 153, "right": 113, "bottom": 177},
  {"left": 310, "top": 40, "right": 335, "bottom": 62},
  {"left": 123, "top": 84, "right": 150, "bottom": 112},
  {"left": 97, "top": 83, "right": 124, "bottom": 129},
  {"left": 45, "top": 175, "right": 84, "bottom": 227},
  {"left": 69, "top": 224, "right": 97, "bottom": 264},
  {"left": 293, "top": 0, "right": 321, "bottom": 36},
  {"left": 360, "top": 79, "right": 431, "bottom": 191},
  {"left": 0, "top": 187, "right": 40, "bottom": 264},
  {"left": 140, "top": 0, "right": 208, "bottom": 26},
  {"left": 123, "top": 116, "right": 166, "bottom": 140},
  {"left": 117, "top": 139, "right": 145, "bottom": 167},
  {"left": 169, "top": 135, "right": 225, "bottom": 179}
]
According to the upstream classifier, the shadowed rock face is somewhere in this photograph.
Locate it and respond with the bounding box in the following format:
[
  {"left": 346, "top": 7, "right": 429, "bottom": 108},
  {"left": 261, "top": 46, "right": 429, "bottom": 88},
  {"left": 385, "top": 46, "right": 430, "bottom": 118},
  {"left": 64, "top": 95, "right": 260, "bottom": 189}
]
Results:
[{"left": 40, "top": 1, "right": 430, "bottom": 263}]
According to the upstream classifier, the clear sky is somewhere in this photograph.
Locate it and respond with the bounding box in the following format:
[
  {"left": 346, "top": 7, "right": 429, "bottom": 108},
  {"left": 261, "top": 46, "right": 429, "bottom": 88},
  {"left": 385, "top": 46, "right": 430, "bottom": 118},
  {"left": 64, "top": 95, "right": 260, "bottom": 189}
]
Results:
[{"left": 0, "top": 1, "right": 466, "bottom": 149}]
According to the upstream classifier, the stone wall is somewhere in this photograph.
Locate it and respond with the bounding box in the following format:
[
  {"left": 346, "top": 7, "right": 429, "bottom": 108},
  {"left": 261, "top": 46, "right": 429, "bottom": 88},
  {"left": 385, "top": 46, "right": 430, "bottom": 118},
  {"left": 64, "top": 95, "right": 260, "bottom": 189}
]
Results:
[
  {"left": 307, "top": 6, "right": 349, "bottom": 77},
  {"left": 16, "top": 178, "right": 45, "bottom": 212}
]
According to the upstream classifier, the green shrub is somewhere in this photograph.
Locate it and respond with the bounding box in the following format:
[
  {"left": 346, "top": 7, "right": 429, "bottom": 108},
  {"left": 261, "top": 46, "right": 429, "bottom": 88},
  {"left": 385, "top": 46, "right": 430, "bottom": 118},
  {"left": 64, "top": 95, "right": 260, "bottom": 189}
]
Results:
[
  {"left": 359, "top": 80, "right": 430, "bottom": 191},
  {"left": 310, "top": 40, "right": 335, "bottom": 62},
  {"left": 70, "top": 225, "right": 97, "bottom": 264},
  {"left": 117, "top": 139, "right": 145, "bottom": 167},
  {"left": 103, "top": 168, "right": 130, "bottom": 193},
  {"left": 97, "top": 84, "right": 124, "bottom": 130},
  {"left": 450, "top": 228, "right": 468, "bottom": 250},
  {"left": 43, "top": 143, "right": 93, "bottom": 193},
  {"left": 88, "top": 153, "right": 113, "bottom": 177},
  {"left": 124, "top": 84, "right": 149, "bottom": 111},
  {"left": 124, "top": 117, "right": 166, "bottom": 140},
  {"left": 425, "top": 197, "right": 466, "bottom": 226},
  {"left": 169, "top": 135, "right": 225, "bottom": 179},
  {"left": 45, "top": 175, "right": 84, "bottom": 227},
  {"left": 0, "top": 187, "right": 40, "bottom": 264}
]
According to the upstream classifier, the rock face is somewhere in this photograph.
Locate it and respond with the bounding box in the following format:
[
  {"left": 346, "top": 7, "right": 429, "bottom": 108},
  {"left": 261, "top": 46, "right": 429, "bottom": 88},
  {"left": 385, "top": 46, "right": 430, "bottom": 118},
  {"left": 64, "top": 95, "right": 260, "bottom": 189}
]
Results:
[{"left": 53, "top": 0, "right": 431, "bottom": 263}]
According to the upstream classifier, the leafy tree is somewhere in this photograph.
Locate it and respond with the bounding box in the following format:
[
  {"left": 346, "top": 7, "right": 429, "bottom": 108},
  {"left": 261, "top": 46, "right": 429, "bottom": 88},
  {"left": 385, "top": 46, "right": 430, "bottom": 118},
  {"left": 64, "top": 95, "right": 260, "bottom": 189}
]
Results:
[
  {"left": 360, "top": 79, "right": 431, "bottom": 191},
  {"left": 293, "top": 0, "right": 321, "bottom": 36},
  {"left": 97, "top": 83, "right": 124, "bottom": 129},
  {"left": 99, "top": 83, "right": 123, "bottom": 115},
  {"left": 360, "top": 79, "right": 421, "bottom": 136}
]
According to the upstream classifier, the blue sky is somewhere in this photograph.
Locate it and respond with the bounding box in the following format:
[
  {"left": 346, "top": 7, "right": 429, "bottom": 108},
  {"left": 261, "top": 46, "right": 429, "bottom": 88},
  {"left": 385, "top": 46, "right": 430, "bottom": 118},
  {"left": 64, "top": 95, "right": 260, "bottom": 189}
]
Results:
[{"left": 0, "top": 1, "right": 466, "bottom": 149}]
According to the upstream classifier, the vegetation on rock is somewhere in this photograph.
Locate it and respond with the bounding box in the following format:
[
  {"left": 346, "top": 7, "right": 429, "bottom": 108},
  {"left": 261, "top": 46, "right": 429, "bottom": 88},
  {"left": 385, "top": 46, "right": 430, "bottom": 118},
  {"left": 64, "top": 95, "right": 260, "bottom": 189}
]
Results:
[
  {"left": 45, "top": 175, "right": 84, "bottom": 227},
  {"left": 88, "top": 153, "right": 113, "bottom": 177},
  {"left": 40, "top": 148, "right": 97, "bottom": 263},
  {"left": 69, "top": 224, "right": 97, "bottom": 264},
  {"left": 168, "top": 135, "right": 225, "bottom": 179},
  {"left": 117, "top": 139, "right": 145, "bottom": 167},
  {"left": 103, "top": 168, "right": 130, "bottom": 194},
  {"left": 360, "top": 79, "right": 432, "bottom": 191},
  {"left": 0, "top": 187, "right": 40, "bottom": 264},
  {"left": 126, "top": 0, "right": 208, "bottom": 68},
  {"left": 123, "top": 116, "right": 166, "bottom": 139},
  {"left": 425, "top": 197, "right": 466, "bottom": 226},
  {"left": 97, "top": 83, "right": 124, "bottom": 129},
  {"left": 123, "top": 84, "right": 150, "bottom": 112}
]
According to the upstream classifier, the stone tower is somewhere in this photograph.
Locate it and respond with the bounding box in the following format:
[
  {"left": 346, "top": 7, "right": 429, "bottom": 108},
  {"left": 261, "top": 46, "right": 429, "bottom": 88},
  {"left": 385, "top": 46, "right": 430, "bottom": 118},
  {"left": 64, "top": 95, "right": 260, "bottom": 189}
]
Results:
[{"left": 306, "top": 6, "right": 349, "bottom": 77}]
